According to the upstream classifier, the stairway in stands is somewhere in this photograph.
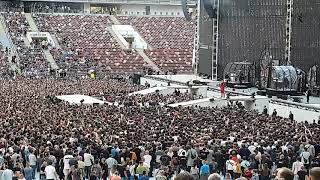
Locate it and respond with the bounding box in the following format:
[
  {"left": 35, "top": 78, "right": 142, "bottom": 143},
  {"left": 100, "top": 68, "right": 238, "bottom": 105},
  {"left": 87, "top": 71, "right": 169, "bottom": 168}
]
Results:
[
  {"left": 0, "top": 20, "right": 11, "bottom": 49},
  {"left": 110, "top": 16, "right": 161, "bottom": 72},
  {"left": 25, "top": 13, "right": 59, "bottom": 70},
  {"left": 0, "top": 14, "right": 19, "bottom": 75}
]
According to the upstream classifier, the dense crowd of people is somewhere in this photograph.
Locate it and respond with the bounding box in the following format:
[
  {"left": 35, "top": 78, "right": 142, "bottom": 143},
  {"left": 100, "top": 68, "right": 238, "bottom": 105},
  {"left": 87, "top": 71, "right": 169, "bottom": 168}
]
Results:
[
  {"left": 0, "top": 77, "right": 318, "bottom": 180},
  {"left": 0, "top": 2, "right": 319, "bottom": 180}
]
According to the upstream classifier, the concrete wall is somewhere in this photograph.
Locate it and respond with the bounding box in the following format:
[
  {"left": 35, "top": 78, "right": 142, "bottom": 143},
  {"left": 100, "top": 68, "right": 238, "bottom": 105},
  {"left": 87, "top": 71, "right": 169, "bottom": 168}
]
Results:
[
  {"left": 84, "top": 3, "right": 90, "bottom": 13},
  {"left": 141, "top": 76, "right": 182, "bottom": 87},
  {"left": 120, "top": 4, "right": 146, "bottom": 15},
  {"left": 112, "top": 25, "right": 148, "bottom": 49},
  {"left": 189, "top": 100, "right": 228, "bottom": 108},
  {"left": 119, "top": 4, "right": 183, "bottom": 16},
  {"left": 149, "top": 5, "right": 183, "bottom": 16}
]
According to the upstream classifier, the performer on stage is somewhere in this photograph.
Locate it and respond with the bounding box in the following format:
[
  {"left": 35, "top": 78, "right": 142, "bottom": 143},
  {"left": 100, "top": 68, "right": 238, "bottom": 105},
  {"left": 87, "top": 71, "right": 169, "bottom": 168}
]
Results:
[{"left": 220, "top": 81, "right": 226, "bottom": 98}]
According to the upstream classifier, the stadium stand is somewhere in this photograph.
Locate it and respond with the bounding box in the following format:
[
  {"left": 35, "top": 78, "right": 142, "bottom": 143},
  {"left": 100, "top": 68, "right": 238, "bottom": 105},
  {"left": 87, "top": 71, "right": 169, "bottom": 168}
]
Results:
[
  {"left": 0, "top": 2, "right": 319, "bottom": 180},
  {"left": 2, "top": 12, "right": 49, "bottom": 76},
  {"left": 34, "top": 14, "right": 146, "bottom": 75},
  {"left": 118, "top": 16, "right": 195, "bottom": 72}
]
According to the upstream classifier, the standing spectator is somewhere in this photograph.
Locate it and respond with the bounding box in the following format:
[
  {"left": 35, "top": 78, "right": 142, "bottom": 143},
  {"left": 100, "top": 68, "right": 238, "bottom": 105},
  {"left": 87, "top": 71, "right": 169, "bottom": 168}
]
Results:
[
  {"left": 138, "top": 171, "right": 149, "bottom": 180},
  {"left": 226, "top": 156, "right": 235, "bottom": 179},
  {"left": 200, "top": 161, "right": 210, "bottom": 180},
  {"left": 272, "top": 109, "right": 277, "bottom": 117},
  {"left": 187, "top": 146, "right": 198, "bottom": 171},
  {"left": 260, "top": 163, "right": 270, "bottom": 180},
  {"left": 77, "top": 156, "right": 85, "bottom": 179},
  {"left": 190, "top": 164, "right": 199, "bottom": 180},
  {"left": 28, "top": 149, "right": 37, "bottom": 180},
  {"left": 309, "top": 167, "right": 320, "bottom": 180},
  {"left": 297, "top": 166, "right": 308, "bottom": 180},
  {"left": 0, "top": 152, "right": 4, "bottom": 167},
  {"left": 233, "top": 159, "right": 242, "bottom": 179},
  {"left": 1, "top": 164, "right": 13, "bottom": 180},
  {"left": 44, "top": 161, "right": 58, "bottom": 180},
  {"left": 276, "top": 167, "right": 294, "bottom": 180},
  {"left": 292, "top": 157, "right": 304, "bottom": 179},
  {"left": 63, "top": 151, "right": 74, "bottom": 180},
  {"left": 90, "top": 160, "right": 102, "bottom": 180},
  {"left": 143, "top": 150, "right": 152, "bottom": 170},
  {"left": 306, "top": 142, "right": 316, "bottom": 160},
  {"left": 300, "top": 147, "right": 311, "bottom": 174},
  {"left": 106, "top": 156, "right": 118, "bottom": 178},
  {"left": 136, "top": 161, "right": 148, "bottom": 176},
  {"left": 306, "top": 88, "right": 312, "bottom": 103},
  {"left": 263, "top": 106, "right": 268, "bottom": 116},
  {"left": 23, "top": 163, "right": 33, "bottom": 180},
  {"left": 208, "top": 173, "right": 222, "bottom": 180},
  {"left": 289, "top": 111, "right": 294, "bottom": 120},
  {"left": 84, "top": 149, "right": 94, "bottom": 179}
]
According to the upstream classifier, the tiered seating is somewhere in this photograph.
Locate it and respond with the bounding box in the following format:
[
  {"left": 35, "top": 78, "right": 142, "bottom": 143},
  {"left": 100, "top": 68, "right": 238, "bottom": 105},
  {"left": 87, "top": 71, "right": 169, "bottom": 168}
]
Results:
[
  {"left": 34, "top": 14, "right": 146, "bottom": 74},
  {"left": 145, "top": 49, "right": 193, "bottom": 72},
  {"left": 118, "top": 16, "right": 195, "bottom": 72},
  {"left": 2, "top": 12, "right": 48, "bottom": 75}
]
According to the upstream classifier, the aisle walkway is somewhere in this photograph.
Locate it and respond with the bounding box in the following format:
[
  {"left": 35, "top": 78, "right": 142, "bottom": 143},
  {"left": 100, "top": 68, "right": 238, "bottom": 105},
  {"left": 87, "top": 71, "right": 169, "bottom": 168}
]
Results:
[{"left": 0, "top": 16, "right": 12, "bottom": 48}]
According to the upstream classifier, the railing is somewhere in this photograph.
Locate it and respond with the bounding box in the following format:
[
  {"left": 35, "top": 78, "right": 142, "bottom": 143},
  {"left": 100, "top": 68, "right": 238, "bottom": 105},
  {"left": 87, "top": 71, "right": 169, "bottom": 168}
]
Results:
[
  {"left": 270, "top": 98, "right": 320, "bottom": 111},
  {"left": 22, "top": 0, "right": 197, "bottom": 5}
]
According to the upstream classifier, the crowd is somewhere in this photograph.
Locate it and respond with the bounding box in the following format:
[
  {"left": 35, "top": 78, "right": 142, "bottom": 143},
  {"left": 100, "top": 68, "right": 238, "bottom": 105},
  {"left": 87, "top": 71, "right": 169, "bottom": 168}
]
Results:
[
  {"left": 0, "top": 77, "right": 318, "bottom": 180},
  {"left": 107, "top": 90, "right": 203, "bottom": 107},
  {"left": 2, "top": 11, "right": 50, "bottom": 76},
  {"left": 0, "top": 3, "right": 319, "bottom": 180}
]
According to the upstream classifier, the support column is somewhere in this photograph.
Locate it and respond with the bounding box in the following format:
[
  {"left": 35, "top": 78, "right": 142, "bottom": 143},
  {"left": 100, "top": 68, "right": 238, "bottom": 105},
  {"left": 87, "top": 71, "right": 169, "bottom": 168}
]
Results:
[
  {"left": 285, "top": 0, "right": 293, "bottom": 65},
  {"left": 211, "top": 0, "right": 219, "bottom": 80}
]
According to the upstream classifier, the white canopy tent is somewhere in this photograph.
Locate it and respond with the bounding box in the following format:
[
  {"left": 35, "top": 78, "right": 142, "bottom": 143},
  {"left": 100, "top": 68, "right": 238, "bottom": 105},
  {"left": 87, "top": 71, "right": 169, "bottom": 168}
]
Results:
[{"left": 56, "top": 94, "right": 108, "bottom": 105}]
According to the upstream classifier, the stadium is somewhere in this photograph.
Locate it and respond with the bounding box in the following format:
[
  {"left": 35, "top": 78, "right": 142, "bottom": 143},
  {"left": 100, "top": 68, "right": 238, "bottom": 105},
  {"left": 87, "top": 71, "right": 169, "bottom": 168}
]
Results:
[{"left": 0, "top": 0, "right": 319, "bottom": 180}]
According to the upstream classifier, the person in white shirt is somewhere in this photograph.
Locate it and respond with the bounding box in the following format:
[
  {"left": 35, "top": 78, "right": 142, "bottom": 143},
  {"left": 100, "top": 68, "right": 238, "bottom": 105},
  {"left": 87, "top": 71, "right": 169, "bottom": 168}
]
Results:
[
  {"left": 83, "top": 149, "right": 94, "bottom": 179},
  {"left": 292, "top": 157, "right": 304, "bottom": 178},
  {"left": 45, "top": 161, "right": 58, "bottom": 180},
  {"left": 248, "top": 143, "right": 256, "bottom": 154},
  {"left": 143, "top": 150, "right": 152, "bottom": 168},
  {"left": 63, "top": 151, "right": 74, "bottom": 180},
  {"left": 300, "top": 147, "right": 311, "bottom": 174},
  {"left": 1, "top": 164, "right": 13, "bottom": 180},
  {"left": 226, "top": 156, "right": 235, "bottom": 179},
  {"left": 28, "top": 150, "right": 37, "bottom": 180}
]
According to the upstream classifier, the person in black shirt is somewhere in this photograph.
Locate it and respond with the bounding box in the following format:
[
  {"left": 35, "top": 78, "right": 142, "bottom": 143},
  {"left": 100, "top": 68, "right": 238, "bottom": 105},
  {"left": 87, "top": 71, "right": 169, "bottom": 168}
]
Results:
[
  {"left": 297, "top": 166, "right": 308, "bottom": 180},
  {"left": 117, "top": 163, "right": 127, "bottom": 179},
  {"left": 263, "top": 106, "right": 268, "bottom": 116},
  {"left": 306, "top": 89, "right": 312, "bottom": 103},
  {"left": 276, "top": 155, "right": 288, "bottom": 169},
  {"left": 289, "top": 111, "right": 294, "bottom": 120},
  {"left": 272, "top": 109, "right": 277, "bottom": 117}
]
